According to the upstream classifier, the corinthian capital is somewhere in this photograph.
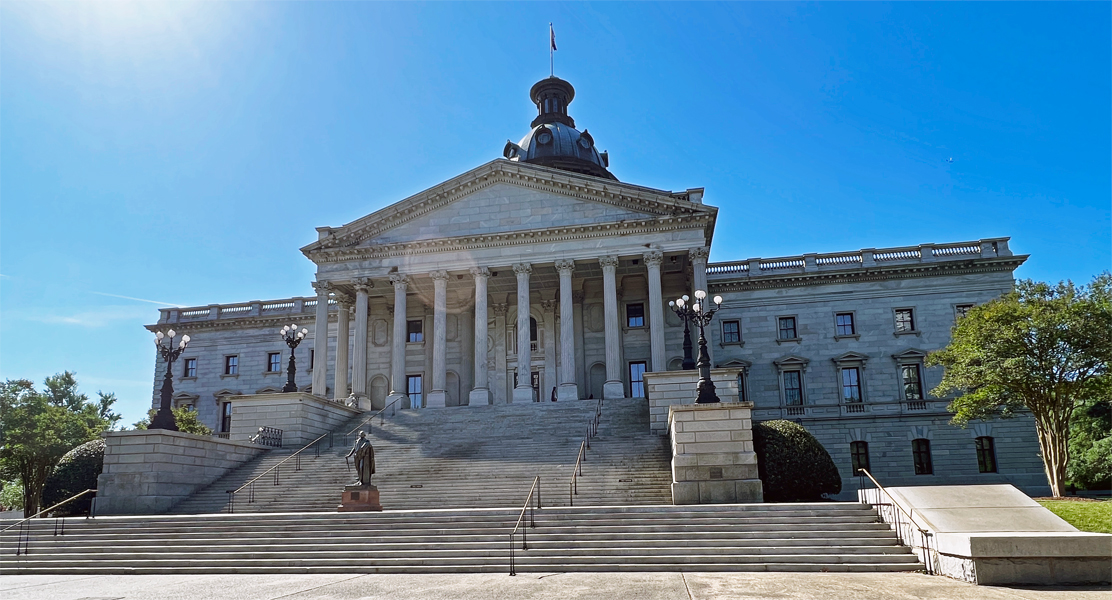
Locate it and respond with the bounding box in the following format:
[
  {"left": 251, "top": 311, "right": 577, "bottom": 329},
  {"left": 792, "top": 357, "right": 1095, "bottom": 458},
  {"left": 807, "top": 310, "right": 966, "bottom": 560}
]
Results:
[
  {"left": 333, "top": 291, "right": 355, "bottom": 306},
  {"left": 389, "top": 273, "right": 409, "bottom": 289},
  {"left": 689, "top": 247, "right": 710, "bottom": 262},
  {"left": 598, "top": 255, "right": 619, "bottom": 269},
  {"left": 311, "top": 281, "right": 333, "bottom": 295},
  {"left": 470, "top": 267, "right": 490, "bottom": 280},
  {"left": 513, "top": 263, "right": 532, "bottom": 276},
  {"left": 554, "top": 259, "right": 575, "bottom": 274},
  {"left": 541, "top": 299, "right": 557, "bottom": 312},
  {"left": 430, "top": 270, "right": 450, "bottom": 282},
  {"left": 643, "top": 250, "right": 664, "bottom": 267},
  {"left": 492, "top": 303, "right": 508, "bottom": 316},
  {"left": 353, "top": 278, "right": 374, "bottom": 294}
]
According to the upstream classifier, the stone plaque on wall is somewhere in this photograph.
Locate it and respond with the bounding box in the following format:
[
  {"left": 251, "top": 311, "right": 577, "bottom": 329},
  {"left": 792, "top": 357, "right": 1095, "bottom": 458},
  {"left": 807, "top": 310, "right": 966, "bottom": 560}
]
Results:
[{"left": 372, "top": 319, "right": 389, "bottom": 346}]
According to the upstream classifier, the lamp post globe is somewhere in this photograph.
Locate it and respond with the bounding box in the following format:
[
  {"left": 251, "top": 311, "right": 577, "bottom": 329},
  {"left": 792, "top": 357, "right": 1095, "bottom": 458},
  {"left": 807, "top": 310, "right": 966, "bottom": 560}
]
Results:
[
  {"left": 668, "top": 295, "right": 696, "bottom": 370},
  {"left": 281, "top": 324, "right": 308, "bottom": 392},
  {"left": 151, "top": 330, "right": 190, "bottom": 430},
  {"left": 674, "top": 289, "right": 724, "bottom": 404}
]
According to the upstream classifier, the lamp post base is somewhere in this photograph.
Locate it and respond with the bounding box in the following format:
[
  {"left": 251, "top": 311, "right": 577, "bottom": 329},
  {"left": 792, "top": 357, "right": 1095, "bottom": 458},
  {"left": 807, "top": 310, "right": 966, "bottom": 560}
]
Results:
[{"left": 149, "top": 406, "right": 179, "bottom": 431}]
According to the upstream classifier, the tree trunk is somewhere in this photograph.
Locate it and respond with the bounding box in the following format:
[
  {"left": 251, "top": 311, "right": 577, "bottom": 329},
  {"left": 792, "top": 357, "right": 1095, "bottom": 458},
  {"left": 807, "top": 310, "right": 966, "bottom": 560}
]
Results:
[{"left": 1033, "top": 413, "right": 1069, "bottom": 497}]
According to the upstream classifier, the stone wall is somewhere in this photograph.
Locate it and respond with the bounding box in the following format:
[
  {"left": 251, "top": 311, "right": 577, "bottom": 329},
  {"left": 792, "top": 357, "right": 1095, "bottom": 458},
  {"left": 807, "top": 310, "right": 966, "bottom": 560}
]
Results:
[
  {"left": 96, "top": 430, "right": 263, "bottom": 515},
  {"left": 668, "top": 403, "right": 763, "bottom": 504},
  {"left": 227, "top": 392, "right": 364, "bottom": 447},
  {"left": 645, "top": 368, "right": 743, "bottom": 434}
]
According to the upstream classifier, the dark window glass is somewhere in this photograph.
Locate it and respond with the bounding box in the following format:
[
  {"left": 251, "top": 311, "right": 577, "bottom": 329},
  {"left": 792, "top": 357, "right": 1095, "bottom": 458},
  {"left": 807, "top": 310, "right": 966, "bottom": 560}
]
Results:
[
  {"left": 629, "top": 362, "right": 647, "bottom": 397},
  {"left": 956, "top": 304, "right": 974, "bottom": 320},
  {"left": 407, "top": 375, "right": 422, "bottom": 408},
  {"left": 268, "top": 352, "right": 281, "bottom": 373},
  {"left": 407, "top": 320, "right": 423, "bottom": 343},
  {"left": 976, "top": 437, "right": 997, "bottom": 473},
  {"left": 626, "top": 303, "right": 645, "bottom": 328},
  {"left": 912, "top": 439, "right": 933, "bottom": 475},
  {"left": 309, "top": 349, "right": 314, "bottom": 369},
  {"left": 836, "top": 313, "right": 855, "bottom": 336},
  {"left": 722, "top": 320, "right": 741, "bottom": 343},
  {"left": 778, "top": 317, "right": 797, "bottom": 340},
  {"left": 842, "top": 368, "right": 862, "bottom": 402},
  {"left": 851, "top": 441, "right": 870, "bottom": 475},
  {"left": 895, "top": 309, "right": 915, "bottom": 332},
  {"left": 221, "top": 401, "right": 232, "bottom": 433},
  {"left": 737, "top": 372, "right": 747, "bottom": 403},
  {"left": 530, "top": 317, "right": 538, "bottom": 342},
  {"left": 902, "top": 364, "right": 923, "bottom": 400},
  {"left": 783, "top": 370, "right": 803, "bottom": 405},
  {"left": 183, "top": 358, "right": 197, "bottom": 378},
  {"left": 224, "top": 355, "right": 238, "bottom": 376}
]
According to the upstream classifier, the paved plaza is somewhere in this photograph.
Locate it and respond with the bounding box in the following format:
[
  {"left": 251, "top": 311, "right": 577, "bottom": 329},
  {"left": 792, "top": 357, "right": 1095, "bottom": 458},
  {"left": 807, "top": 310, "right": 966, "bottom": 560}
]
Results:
[{"left": 2, "top": 573, "right": 1109, "bottom": 600}]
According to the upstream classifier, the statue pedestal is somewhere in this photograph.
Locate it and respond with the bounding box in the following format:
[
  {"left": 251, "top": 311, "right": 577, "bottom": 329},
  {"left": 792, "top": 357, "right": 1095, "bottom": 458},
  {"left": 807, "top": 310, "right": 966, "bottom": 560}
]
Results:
[{"left": 337, "top": 484, "right": 382, "bottom": 512}]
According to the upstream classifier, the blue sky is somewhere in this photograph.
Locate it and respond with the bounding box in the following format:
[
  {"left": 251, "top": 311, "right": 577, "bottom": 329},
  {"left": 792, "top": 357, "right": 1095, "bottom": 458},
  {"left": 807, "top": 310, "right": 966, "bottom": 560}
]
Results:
[{"left": 2, "top": 2, "right": 1109, "bottom": 426}]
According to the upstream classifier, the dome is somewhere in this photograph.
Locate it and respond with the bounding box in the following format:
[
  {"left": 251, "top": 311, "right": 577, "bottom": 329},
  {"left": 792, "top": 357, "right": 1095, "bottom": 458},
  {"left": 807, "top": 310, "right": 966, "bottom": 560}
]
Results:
[{"left": 503, "top": 77, "right": 616, "bottom": 181}]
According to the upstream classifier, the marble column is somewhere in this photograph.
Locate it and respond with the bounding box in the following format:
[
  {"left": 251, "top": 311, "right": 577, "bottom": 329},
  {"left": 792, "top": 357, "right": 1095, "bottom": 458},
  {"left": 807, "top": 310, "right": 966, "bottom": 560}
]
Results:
[
  {"left": 644, "top": 251, "right": 666, "bottom": 373},
  {"left": 541, "top": 299, "right": 557, "bottom": 401},
  {"left": 333, "top": 292, "right": 353, "bottom": 400},
  {"left": 352, "top": 279, "right": 372, "bottom": 405},
  {"left": 311, "top": 281, "right": 332, "bottom": 397},
  {"left": 572, "top": 290, "right": 586, "bottom": 394},
  {"left": 492, "top": 303, "right": 508, "bottom": 404},
  {"left": 689, "top": 247, "right": 712, "bottom": 364},
  {"left": 469, "top": 267, "right": 491, "bottom": 407},
  {"left": 386, "top": 273, "right": 409, "bottom": 407},
  {"left": 555, "top": 260, "right": 578, "bottom": 400},
  {"left": 512, "top": 263, "right": 534, "bottom": 403},
  {"left": 426, "top": 270, "right": 449, "bottom": 408},
  {"left": 600, "top": 256, "right": 625, "bottom": 399}
]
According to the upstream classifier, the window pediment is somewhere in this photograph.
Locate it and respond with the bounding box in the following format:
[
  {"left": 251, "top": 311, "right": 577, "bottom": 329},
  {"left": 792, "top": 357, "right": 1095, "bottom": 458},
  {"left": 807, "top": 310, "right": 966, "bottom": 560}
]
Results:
[
  {"left": 832, "top": 351, "right": 870, "bottom": 366},
  {"left": 773, "top": 355, "right": 809, "bottom": 371},
  {"left": 892, "top": 348, "right": 928, "bottom": 362}
]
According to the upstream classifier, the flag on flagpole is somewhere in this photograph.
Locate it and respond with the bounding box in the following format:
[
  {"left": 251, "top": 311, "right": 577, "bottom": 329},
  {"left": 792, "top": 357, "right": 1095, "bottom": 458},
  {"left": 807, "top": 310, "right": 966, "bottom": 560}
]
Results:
[{"left": 550, "top": 23, "right": 557, "bottom": 52}]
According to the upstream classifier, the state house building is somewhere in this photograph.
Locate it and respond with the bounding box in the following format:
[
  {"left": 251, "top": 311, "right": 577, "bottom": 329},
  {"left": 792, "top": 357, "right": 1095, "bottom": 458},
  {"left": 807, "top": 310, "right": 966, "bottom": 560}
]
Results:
[{"left": 148, "top": 77, "right": 1049, "bottom": 497}]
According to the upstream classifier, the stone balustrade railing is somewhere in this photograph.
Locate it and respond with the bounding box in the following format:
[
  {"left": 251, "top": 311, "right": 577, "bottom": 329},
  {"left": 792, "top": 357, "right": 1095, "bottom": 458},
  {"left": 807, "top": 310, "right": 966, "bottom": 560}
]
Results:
[
  {"left": 158, "top": 296, "right": 339, "bottom": 325},
  {"left": 705, "top": 238, "right": 1012, "bottom": 278}
]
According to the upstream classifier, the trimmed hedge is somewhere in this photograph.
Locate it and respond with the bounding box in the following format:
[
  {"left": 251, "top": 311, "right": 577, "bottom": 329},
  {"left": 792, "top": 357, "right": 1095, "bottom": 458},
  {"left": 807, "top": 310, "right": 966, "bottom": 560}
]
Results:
[
  {"left": 753, "top": 420, "right": 841, "bottom": 502},
  {"left": 41, "top": 438, "right": 104, "bottom": 516}
]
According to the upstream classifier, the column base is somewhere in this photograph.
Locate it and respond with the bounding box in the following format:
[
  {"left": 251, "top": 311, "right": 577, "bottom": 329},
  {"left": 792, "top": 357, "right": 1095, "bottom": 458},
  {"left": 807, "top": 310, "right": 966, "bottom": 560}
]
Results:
[
  {"left": 512, "top": 387, "right": 535, "bottom": 404},
  {"left": 468, "top": 388, "right": 491, "bottom": 407},
  {"left": 557, "top": 383, "right": 579, "bottom": 402},
  {"left": 386, "top": 392, "right": 408, "bottom": 410},
  {"left": 603, "top": 381, "right": 625, "bottom": 400},
  {"left": 425, "top": 390, "right": 447, "bottom": 408}
]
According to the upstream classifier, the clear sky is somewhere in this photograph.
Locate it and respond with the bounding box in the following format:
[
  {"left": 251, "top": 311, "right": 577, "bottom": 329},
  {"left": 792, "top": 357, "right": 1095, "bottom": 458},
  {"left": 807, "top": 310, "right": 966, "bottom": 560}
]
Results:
[{"left": 2, "top": 2, "right": 1109, "bottom": 427}]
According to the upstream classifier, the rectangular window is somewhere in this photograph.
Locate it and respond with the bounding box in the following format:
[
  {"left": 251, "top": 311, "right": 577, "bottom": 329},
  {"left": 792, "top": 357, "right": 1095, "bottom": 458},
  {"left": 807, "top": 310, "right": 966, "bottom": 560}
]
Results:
[
  {"left": 183, "top": 358, "right": 197, "bottom": 378},
  {"left": 221, "top": 401, "right": 232, "bottom": 433},
  {"left": 841, "top": 367, "right": 862, "bottom": 403},
  {"left": 407, "top": 320, "right": 424, "bottom": 343},
  {"left": 783, "top": 370, "right": 803, "bottom": 406},
  {"left": 912, "top": 439, "right": 933, "bottom": 475},
  {"left": 407, "top": 375, "right": 422, "bottom": 408},
  {"left": 626, "top": 303, "right": 645, "bottom": 328},
  {"left": 267, "top": 352, "right": 282, "bottom": 373},
  {"left": 629, "top": 361, "right": 647, "bottom": 398},
  {"left": 224, "top": 355, "right": 238, "bottom": 376},
  {"left": 309, "top": 349, "right": 315, "bottom": 369},
  {"left": 778, "top": 317, "right": 797, "bottom": 340},
  {"left": 901, "top": 364, "right": 923, "bottom": 400},
  {"left": 836, "top": 313, "right": 855, "bottom": 336},
  {"left": 976, "top": 437, "right": 998, "bottom": 473},
  {"left": 955, "top": 304, "right": 974, "bottom": 320},
  {"left": 722, "top": 320, "right": 741, "bottom": 344},
  {"left": 850, "top": 441, "right": 870, "bottom": 476},
  {"left": 737, "top": 372, "right": 748, "bottom": 403},
  {"left": 895, "top": 308, "right": 915, "bottom": 332}
]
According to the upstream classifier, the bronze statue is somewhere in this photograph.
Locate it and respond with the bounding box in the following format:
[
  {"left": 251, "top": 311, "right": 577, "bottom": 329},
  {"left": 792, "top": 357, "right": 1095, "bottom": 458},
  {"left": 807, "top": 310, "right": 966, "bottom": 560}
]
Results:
[{"left": 346, "top": 431, "right": 375, "bottom": 485}]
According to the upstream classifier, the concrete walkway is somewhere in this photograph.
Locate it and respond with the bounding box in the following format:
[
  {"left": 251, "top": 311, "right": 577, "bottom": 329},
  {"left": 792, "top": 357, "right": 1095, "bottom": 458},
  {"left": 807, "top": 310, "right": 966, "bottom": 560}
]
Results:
[{"left": 1, "top": 573, "right": 1109, "bottom": 600}]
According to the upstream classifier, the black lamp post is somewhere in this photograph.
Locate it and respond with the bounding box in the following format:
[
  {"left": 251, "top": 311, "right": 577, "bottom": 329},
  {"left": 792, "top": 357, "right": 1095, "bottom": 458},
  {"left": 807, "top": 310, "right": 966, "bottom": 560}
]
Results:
[
  {"left": 280, "top": 323, "right": 308, "bottom": 393},
  {"left": 669, "top": 290, "right": 724, "bottom": 403},
  {"left": 668, "top": 295, "right": 697, "bottom": 370},
  {"left": 151, "top": 329, "right": 190, "bottom": 430}
]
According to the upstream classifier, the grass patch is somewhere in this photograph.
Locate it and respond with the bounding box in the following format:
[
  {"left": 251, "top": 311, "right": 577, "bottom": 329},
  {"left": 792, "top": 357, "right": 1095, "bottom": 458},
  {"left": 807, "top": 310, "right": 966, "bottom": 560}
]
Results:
[{"left": 1036, "top": 499, "right": 1112, "bottom": 533}]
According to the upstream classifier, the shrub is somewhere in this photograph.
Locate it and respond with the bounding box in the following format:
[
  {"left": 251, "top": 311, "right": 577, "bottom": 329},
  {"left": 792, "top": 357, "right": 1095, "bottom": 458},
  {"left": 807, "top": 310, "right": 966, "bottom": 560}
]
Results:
[
  {"left": 753, "top": 420, "right": 841, "bottom": 502},
  {"left": 41, "top": 439, "right": 104, "bottom": 516},
  {"left": 1, "top": 480, "right": 24, "bottom": 511}
]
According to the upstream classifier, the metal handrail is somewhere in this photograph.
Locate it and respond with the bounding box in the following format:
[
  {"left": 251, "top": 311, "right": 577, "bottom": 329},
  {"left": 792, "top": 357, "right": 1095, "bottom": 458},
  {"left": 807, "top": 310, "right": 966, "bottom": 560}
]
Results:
[
  {"left": 508, "top": 475, "right": 541, "bottom": 576},
  {"left": 2, "top": 488, "right": 97, "bottom": 556},
  {"left": 857, "top": 468, "right": 937, "bottom": 575},
  {"left": 346, "top": 396, "right": 403, "bottom": 436},
  {"left": 568, "top": 397, "right": 603, "bottom": 506}
]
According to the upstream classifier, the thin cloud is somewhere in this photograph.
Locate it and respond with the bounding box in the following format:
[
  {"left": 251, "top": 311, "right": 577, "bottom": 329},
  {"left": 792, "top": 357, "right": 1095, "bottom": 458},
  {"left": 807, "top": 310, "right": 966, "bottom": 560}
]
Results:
[
  {"left": 26, "top": 305, "right": 157, "bottom": 328},
  {"left": 90, "top": 291, "right": 181, "bottom": 307}
]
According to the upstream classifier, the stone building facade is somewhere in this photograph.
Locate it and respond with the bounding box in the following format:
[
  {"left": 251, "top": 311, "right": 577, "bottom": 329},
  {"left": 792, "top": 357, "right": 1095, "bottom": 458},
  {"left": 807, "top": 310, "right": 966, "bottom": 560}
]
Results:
[{"left": 147, "top": 76, "right": 1049, "bottom": 498}]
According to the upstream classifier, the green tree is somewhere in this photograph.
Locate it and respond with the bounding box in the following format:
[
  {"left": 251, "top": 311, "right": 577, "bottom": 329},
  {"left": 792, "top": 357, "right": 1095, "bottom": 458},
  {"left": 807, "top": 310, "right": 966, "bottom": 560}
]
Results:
[
  {"left": 928, "top": 274, "right": 1112, "bottom": 497},
  {"left": 133, "top": 407, "right": 212, "bottom": 436},
  {"left": 0, "top": 374, "right": 114, "bottom": 517},
  {"left": 1067, "top": 397, "right": 1112, "bottom": 490}
]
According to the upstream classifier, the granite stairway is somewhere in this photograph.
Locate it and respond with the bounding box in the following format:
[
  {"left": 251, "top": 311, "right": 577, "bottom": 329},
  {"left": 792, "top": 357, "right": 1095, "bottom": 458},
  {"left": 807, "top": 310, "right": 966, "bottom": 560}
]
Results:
[
  {"left": 0, "top": 503, "right": 923, "bottom": 574},
  {"left": 168, "top": 398, "right": 671, "bottom": 514}
]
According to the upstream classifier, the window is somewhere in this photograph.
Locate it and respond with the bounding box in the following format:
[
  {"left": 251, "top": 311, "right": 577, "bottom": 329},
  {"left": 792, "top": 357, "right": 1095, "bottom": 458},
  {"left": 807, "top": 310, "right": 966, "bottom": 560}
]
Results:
[
  {"left": 912, "top": 439, "right": 933, "bottom": 475},
  {"left": 221, "top": 401, "right": 232, "bottom": 433},
  {"left": 309, "top": 349, "right": 314, "bottom": 369},
  {"left": 510, "top": 317, "right": 540, "bottom": 353},
  {"left": 722, "top": 320, "right": 741, "bottom": 344},
  {"left": 626, "top": 303, "right": 645, "bottom": 328},
  {"left": 901, "top": 364, "right": 923, "bottom": 401},
  {"left": 955, "top": 304, "right": 974, "bottom": 320},
  {"left": 407, "top": 375, "right": 422, "bottom": 408},
  {"left": 629, "top": 362, "right": 647, "bottom": 397},
  {"left": 407, "top": 320, "right": 423, "bottom": 343},
  {"left": 841, "top": 367, "right": 862, "bottom": 403},
  {"left": 267, "top": 352, "right": 282, "bottom": 373},
  {"left": 976, "top": 437, "right": 997, "bottom": 473},
  {"left": 836, "top": 313, "right": 856, "bottom": 336},
  {"left": 737, "top": 372, "right": 748, "bottom": 403},
  {"left": 895, "top": 308, "right": 915, "bottom": 333},
  {"left": 182, "top": 358, "right": 197, "bottom": 378},
  {"left": 778, "top": 317, "right": 797, "bottom": 340},
  {"left": 783, "top": 370, "right": 803, "bottom": 406},
  {"left": 850, "top": 441, "right": 870, "bottom": 476},
  {"left": 224, "top": 355, "right": 238, "bottom": 376}
]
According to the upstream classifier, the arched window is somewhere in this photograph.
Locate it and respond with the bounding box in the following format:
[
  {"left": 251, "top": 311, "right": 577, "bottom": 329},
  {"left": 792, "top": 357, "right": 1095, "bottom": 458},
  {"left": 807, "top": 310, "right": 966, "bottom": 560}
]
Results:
[
  {"left": 975, "top": 436, "right": 997, "bottom": 473},
  {"left": 912, "top": 439, "right": 933, "bottom": 475},
  {"left": 850, "top": 441, "right": 870, "bottom": 476}
]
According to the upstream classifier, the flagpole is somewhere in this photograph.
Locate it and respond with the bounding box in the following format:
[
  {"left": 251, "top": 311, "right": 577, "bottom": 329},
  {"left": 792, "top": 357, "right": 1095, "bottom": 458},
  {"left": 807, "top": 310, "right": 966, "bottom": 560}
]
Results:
[{"left": 549, "top": 23, "right": 554, "bottom": 77}]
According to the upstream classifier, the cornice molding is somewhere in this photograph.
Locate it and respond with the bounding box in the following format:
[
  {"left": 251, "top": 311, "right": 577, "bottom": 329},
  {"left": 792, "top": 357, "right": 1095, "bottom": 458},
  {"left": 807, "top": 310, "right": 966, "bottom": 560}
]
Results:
[{"left": 144, "top": 312, "right": 335, "bottom": 334}]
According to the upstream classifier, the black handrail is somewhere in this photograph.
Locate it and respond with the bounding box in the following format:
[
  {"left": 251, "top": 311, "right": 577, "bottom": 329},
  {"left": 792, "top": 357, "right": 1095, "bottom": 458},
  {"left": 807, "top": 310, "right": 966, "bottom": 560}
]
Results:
[
  {"left": 857, "top": 468, "right": 937, "bottom": 575},
  {"left": 346, "top": 396, "right": 403, "bottom": 436},
  {"left": 508, "top": 475, "right": 541, "bottom": 576},
  {"left": 2, "top": 488, "right": 97, "bottom": 556},
  {"left": 568, "top": 397, "right": 602, "bottom": 506}
]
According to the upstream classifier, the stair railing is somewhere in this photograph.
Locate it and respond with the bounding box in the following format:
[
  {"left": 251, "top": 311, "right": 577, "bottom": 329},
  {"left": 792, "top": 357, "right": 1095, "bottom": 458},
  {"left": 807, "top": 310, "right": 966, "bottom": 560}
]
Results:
[
  {"left": 345, "top": 396, "right": 403, "bottom": 438},
  {"left": 568, "top": 397, "right": 603, "bottom": 506},
  {"left": 857, "top": 468, "right": 937, "bottom": 575},
  {"left": 226, "top": 396, "right": 404, "bottom": 513},
  {"left": 508, "top": 475, "right": 541, "bottom": 576},
  {"left": 1, "top": 488, "right": 97, "bottom": 556}
]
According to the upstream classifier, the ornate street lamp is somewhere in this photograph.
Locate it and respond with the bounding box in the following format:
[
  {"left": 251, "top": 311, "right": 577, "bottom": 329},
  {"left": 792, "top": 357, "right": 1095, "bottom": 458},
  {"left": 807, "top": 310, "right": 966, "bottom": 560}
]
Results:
[
  {"left": 667, "top": 295, "right": 697, "bottom": 370},
  {"left": 280, "top": 324, "right": 308, "bottom": 393},
  {"left": 670, "top": 290, "right": 724, "bottom": 403},
  {"left": 151, "top": 329, "right": 190, "bottom": 430}
]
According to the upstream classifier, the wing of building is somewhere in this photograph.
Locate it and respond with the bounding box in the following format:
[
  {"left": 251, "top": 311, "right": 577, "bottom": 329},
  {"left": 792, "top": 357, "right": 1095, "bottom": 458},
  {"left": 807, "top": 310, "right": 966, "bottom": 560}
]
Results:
[{"left": 147, "top": 76, "right": 1047, "bottom": 497}]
